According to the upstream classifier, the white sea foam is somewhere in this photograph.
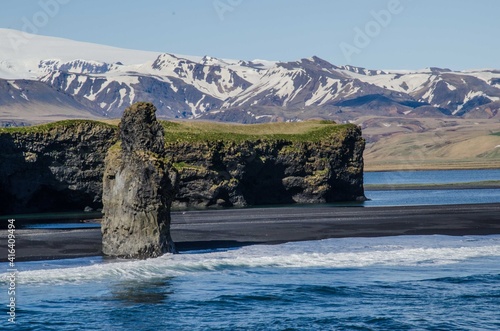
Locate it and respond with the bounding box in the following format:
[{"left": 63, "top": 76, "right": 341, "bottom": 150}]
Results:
[{"left": 2, "top": 235, "right": 500, "bottom": 285}]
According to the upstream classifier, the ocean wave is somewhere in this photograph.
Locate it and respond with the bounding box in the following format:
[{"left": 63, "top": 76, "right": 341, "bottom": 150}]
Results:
[{"left": 2, "top": 235, "right": 500, "bottom": 285}]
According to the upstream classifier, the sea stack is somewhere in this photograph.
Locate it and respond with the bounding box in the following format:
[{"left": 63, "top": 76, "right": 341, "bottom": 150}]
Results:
[{"left": 101, "top": 102, "right": 177, "bottom": 258}]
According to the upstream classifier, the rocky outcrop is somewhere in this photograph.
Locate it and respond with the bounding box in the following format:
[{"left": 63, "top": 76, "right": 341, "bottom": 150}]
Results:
[
  {"left": 0, "top": 114, "right": 365, "bottom": 215},
  {"left": 0, "top": 121, "right": 117, "bottom": 214},
  {"left": 101, "top": 102, "right": 177, "bottom": 258},
  {"left": 165, "top": 125, "right": 365, "bottom": 209}
]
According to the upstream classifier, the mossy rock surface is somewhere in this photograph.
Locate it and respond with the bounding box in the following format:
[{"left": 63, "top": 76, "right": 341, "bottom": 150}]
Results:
[
  {"left": 162, "top": 120, "right": 365, "bottom": 209},
  {"left": 161, "top": 119, "right": 355, "bottom": 143},
  {"left": 0, "top": 120, "right": 115, "bottom": 135},
  {"left": 0, "top": 116, "right": 365, "bottom": 213}
]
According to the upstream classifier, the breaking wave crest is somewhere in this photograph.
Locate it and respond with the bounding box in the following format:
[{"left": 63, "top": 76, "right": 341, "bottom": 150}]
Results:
[{"left": 3, "top": 235, "right": 500, "bottom": 285}]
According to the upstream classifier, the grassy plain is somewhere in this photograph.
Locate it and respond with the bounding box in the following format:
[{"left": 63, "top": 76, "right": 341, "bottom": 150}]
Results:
[
  {"left": 160, "top": 119, "right": 349, "bottom": 143},
  {"left": 360, "top": 116, "right": 500, "bottom": 171}
]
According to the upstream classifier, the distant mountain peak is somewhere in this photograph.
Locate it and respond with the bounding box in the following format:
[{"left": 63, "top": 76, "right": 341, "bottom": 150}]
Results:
[{"left": 1, "top": 29, "right": 499, "bottom": 125}]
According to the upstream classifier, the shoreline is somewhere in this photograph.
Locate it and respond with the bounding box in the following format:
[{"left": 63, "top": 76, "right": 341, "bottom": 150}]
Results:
[
  {"left": 364, "top": 162, "right": 500, "bottom": 172},
  {"left": 1, "top": 203, "right": 500, "bottom": 262},
  {"left": 364, "top": 180, "right": 500, "bottom": 191}
]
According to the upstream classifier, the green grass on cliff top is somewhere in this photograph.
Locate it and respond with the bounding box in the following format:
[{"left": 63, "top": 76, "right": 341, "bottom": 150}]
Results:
[
  {"left": 0, "top": 119, "right": 115, "bottom": 134},
  {"left": 0, "top": 119, "right": 356, "bottom": 143},
  {"left": 161, "top": 120, "right": 355, "bottom": 143}
]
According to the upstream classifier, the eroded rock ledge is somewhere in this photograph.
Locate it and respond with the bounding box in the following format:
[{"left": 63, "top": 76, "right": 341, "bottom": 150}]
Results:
[
  {"left": 0, "top": 120, "right": 116, "bottom": 214},
  {"left": 101, "top": 102, "right": 177, "bottom": 258},
  {"left": 0, "top": 106, "right": 365, "bottom": 216},
  {"left": 164, "top": 122, "right": 365, "bottom": 209}
]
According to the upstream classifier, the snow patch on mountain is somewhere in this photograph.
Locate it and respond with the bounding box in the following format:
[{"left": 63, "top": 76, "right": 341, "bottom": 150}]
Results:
[{"left": 1, "top": 29, "right": 500, "bottom": 121}]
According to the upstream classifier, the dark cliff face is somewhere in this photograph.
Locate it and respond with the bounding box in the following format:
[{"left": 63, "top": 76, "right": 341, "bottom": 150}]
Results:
[
  {"left": 0, "top": 121, "right": 117, "bottom": 214},
  {"left": 165, "top": 125, "right": 365, "bottom": 209},
  {"left": 101, "top": 102, "right": 177, "bottom": 258},
  {"left": 119, "top": 102, "right": 165, "bottom": 154},
  {"left": 0, "top": 118, "right": 365, "bottom": 215}
]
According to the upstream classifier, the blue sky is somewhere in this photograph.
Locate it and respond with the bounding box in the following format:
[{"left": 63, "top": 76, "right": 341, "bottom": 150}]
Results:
[{"left": 1, "top": 0, "right": 499, "bottom": 70}]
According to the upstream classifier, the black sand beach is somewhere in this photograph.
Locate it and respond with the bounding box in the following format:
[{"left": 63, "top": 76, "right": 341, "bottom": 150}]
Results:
[{"left": 2, "top": 203, "right": 500, "bottom": 262}]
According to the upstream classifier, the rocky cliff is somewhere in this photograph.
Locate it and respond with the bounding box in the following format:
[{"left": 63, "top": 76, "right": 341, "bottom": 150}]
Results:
[
  {"left": 163, "top": 122, "right": 365, "bottom": 209},
  {"left": 0, "top": 117, "right": 365, "bottom": 215},
  {"left": 0, "top": 121, "right": 117, "bottom": 214},
  {"left": 101, "top": 102, "right": 177, "bottom": 258}
]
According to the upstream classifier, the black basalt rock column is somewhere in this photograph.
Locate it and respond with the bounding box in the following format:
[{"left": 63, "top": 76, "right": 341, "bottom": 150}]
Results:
[{"left": 101, "top": 102, "right": 177, "bottom": 258}]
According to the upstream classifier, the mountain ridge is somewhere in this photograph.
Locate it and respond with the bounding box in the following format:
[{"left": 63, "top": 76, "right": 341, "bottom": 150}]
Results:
[{"left": 1, "top": 29, "right": 499, "bottom": 125}]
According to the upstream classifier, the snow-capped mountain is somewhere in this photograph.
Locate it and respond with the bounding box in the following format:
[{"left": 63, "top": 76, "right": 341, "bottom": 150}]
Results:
[{"left": 1, "top": 28, "right": 499, "bottom": 124}]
